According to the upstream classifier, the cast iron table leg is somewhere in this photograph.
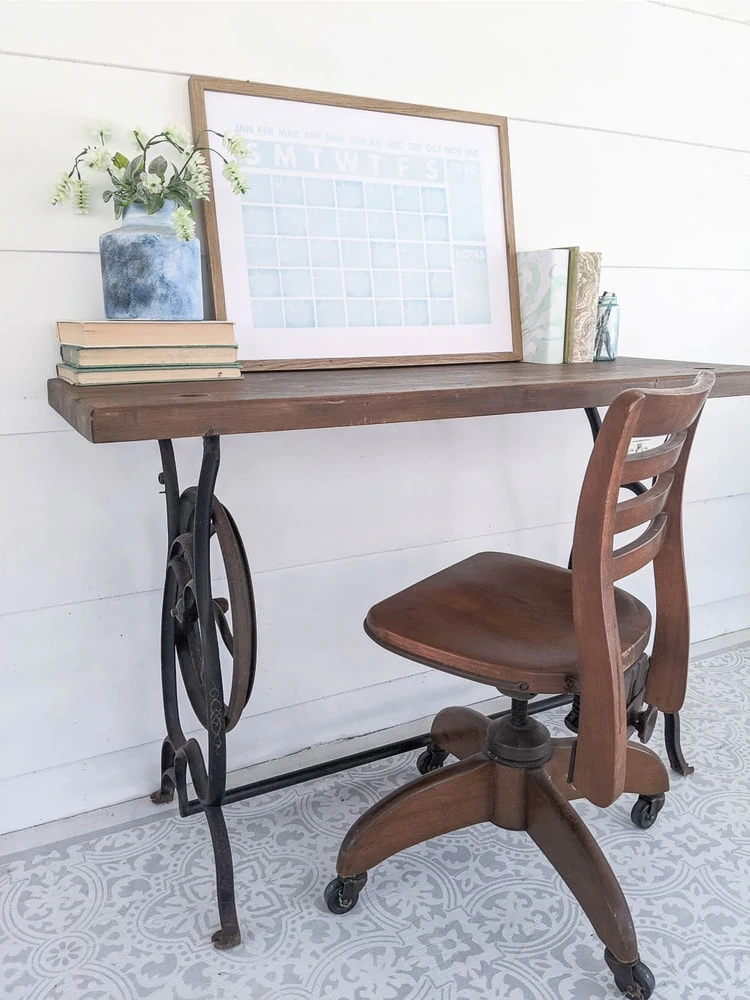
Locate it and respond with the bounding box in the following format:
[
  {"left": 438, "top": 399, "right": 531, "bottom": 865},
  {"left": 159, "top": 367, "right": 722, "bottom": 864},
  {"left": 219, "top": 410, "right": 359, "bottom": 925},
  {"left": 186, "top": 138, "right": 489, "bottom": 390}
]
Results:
[
  {"left": 582, "top": 407, "right": 694, "bottom": 777},
  {"left": 151, "top": 435, "right": 257, "bottom": 949}
]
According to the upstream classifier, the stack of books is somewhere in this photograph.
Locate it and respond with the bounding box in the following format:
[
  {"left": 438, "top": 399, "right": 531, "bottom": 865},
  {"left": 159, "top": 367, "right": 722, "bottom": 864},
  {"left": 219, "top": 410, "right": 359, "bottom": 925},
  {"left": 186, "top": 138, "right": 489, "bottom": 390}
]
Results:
[
  {"left": 516, "top": 247, "right": 602, "bottom": 364},
  {"left": 55, "top": 321, "right": 242, "bottom": 385}
]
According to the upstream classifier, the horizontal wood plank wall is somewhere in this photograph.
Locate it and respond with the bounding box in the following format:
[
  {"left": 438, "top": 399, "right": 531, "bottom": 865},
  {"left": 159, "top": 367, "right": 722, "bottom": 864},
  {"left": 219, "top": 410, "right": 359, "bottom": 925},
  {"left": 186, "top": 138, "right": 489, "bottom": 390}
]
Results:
[{"left": 0, "top": 0, "right": 748, "bottom": 832}]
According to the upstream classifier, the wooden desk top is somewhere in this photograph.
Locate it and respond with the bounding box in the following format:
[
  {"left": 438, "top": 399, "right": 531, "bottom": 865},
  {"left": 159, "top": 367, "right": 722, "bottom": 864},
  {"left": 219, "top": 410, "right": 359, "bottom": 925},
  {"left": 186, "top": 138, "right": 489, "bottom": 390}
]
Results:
[{"left": 47, "top": 357, "right": 750, "bottom": 443}]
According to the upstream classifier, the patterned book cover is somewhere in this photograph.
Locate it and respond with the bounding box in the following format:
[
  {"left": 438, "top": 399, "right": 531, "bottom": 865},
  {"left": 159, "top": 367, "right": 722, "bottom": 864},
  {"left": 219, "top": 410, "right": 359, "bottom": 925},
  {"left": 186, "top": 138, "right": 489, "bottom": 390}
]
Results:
[
  {"left": 565, "top": 251, "right": 602, "bottom": 363},
  {"left": 516, "top": 249, "right": 569, "bottom": 364}
]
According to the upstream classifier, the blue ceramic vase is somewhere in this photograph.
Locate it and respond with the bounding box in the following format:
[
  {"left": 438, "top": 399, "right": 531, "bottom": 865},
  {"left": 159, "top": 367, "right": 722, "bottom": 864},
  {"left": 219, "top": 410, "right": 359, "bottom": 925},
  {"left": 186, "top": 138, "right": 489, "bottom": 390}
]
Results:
[{"left": 99, "top": 201, "right": 203, "bottom": 320}]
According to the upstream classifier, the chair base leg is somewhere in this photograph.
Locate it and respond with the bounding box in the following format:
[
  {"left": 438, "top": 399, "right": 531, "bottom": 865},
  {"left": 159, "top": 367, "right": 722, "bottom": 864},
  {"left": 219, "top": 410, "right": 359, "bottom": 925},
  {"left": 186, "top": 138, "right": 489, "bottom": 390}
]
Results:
[
  {"left": 328, "top": 710, "right": 649, "bottom": 991},
  {"left": 546, "top": 737, "right": 669, "bottom": 802}
]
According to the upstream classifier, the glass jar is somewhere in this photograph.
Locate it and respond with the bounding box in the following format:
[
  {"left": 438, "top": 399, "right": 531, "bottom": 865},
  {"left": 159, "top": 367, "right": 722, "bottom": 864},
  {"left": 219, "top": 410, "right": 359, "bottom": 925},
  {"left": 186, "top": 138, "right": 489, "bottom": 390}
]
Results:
[{"left": 594, "top": 292, "right": 619, "bottom": 361}]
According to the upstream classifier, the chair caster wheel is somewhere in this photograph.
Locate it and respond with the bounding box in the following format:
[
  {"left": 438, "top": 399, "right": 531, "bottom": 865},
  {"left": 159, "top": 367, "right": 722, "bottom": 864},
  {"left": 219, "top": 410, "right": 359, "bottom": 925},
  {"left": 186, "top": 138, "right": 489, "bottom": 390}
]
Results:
[
  {"left": 631, "top": 793, "right": 665, "bottom": 829},
  {"left": 416, "top": 744, "right": 449, "bottom": 774},
  {"left": 324, "top": 873, "right": 367, "bottom": 914},
  {"left": 604, "top": 949, "right": 655, "bottom": 998}
]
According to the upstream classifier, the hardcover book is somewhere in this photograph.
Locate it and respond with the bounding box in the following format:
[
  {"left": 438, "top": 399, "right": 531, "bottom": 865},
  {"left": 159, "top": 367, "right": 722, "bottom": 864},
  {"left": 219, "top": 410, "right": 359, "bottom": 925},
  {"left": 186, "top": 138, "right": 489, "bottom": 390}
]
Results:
[
  {"left": 56, "top": 320, "right": 236, "bottom": 348},
  {"left": 563, "top": 251, "right": 602, "bottom": 363},
  {"left": 60, "top": 344, "right": 238, "bottom": 367},
  {"left": 56, "top": 363, "right": 242, "bottom": 386},
  {"left": 516, "top": 250, "right": 569, "bottom": 364}
]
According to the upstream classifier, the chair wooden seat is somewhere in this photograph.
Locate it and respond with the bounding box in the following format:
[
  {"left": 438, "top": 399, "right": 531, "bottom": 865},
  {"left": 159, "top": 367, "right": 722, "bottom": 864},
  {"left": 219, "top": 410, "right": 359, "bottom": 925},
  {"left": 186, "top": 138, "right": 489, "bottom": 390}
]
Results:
[{"left": 366, "top": 551, "right": 652, "bottom": 694}]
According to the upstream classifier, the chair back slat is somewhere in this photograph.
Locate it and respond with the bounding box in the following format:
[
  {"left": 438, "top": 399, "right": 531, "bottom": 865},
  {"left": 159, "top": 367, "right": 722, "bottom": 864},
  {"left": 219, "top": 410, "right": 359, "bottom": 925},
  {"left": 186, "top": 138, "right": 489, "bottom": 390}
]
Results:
[
  {"left": 614, "top": 475, "right": 673, "bottom": 534},
  {"left": 569, "top": 370, "right": 714, "bottom": 808},
  {"left": 612, "top": 514, "right": 668, "bottom": 580},
  {"left": 621, "top": 431, "right": 686, "bottom": 483}
]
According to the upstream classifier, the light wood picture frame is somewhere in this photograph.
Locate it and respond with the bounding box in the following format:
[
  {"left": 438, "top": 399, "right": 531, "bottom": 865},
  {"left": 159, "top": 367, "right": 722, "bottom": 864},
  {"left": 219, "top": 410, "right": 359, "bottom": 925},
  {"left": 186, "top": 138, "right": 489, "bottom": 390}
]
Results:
[{"left": 189, "top": 76, "right": 522, "bottom": 371}]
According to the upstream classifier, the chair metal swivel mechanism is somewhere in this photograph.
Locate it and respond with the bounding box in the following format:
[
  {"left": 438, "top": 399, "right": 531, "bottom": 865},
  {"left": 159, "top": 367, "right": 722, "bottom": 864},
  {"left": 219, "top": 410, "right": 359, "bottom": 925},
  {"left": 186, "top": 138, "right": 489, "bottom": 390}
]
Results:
[{"left": 324, "top": 371, "right": 715, "bottom": 999}]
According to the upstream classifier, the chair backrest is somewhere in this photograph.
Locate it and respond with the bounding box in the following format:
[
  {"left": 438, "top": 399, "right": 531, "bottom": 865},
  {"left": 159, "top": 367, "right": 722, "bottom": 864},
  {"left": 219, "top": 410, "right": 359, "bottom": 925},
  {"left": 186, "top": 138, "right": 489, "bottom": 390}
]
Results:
[{"left": 570, "top": 370, "right": 715, "bottom": 807}]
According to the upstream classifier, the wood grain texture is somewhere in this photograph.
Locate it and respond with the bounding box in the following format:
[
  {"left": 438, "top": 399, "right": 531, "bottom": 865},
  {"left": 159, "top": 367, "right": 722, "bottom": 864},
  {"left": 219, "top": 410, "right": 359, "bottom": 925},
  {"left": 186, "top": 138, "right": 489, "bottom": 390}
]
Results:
[
  {"left": 570, "top": 371, "right": 714, "bottom": 806},
  {"left": 47, "top": 357, "right": 750, "bottom": 443},
  {"left": 187, "top": 75, "right": 522, "bottom": 369}
]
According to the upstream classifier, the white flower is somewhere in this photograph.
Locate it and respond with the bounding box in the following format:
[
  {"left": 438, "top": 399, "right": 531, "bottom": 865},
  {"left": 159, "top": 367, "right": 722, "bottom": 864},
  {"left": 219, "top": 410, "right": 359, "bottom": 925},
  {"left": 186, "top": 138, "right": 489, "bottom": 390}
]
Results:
[
  {"left": 89, "top": 119, "right": 113, "bottom": 141},
  {"left": 131, "top": 125, "right": 150, "bottom": 148},
  {"left": 222, "top": 132, "right": 250, "bottom": 160},
  {"left": 171, "top": 205, "right": 196, "bottom": 242},
  {"left": 83, "top": 145, "right": 112, "bottom": 171},
  {"left": 51, "top": 172, "right": 72, "bottom": 206},
  {"left": 140, "top": 171, "right": 163, "bottom": 193},
  {"left": 71, "top": 178, "right": 91, "bottom": 215},
  {"left": 185, "top": 151, "right": 211, "bottom": 199},
  {"left": 164, "top": 123, "right": 191, "bottom": 148},
  {"left": 222, "top": 160, "right": 248, "bottom": 195}
]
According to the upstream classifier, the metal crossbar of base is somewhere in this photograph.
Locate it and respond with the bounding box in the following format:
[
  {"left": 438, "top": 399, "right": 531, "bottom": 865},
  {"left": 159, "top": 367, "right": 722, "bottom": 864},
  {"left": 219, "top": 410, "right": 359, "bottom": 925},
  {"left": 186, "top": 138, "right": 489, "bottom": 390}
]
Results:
[{"left": 150, "top": 410, "right": 694, "bottom": 949}]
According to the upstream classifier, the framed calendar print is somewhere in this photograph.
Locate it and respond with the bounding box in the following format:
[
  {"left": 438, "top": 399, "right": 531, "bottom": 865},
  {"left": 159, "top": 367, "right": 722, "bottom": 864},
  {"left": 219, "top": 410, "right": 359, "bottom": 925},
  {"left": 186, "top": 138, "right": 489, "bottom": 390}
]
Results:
[{"left": 189, "top": 76, "right": 522, "bottom": 370}]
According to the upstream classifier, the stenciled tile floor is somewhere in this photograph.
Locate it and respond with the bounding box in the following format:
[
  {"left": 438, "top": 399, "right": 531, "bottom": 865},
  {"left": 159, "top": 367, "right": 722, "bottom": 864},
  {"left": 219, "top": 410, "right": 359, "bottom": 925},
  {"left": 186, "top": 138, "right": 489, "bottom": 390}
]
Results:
[{"left": 1, "top": 642, "right": 749, "bottom": 1000}]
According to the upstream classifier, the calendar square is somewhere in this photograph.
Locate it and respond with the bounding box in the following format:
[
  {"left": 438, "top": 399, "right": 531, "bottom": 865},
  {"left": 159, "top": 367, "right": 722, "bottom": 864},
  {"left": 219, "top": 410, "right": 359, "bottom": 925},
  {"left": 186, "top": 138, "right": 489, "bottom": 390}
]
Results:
[
  {"left": 365, "top": 183, "right": 393, "bottom": 210},
  {"left": 277, "top": 238, "right": 309, "bottom": 267},
  {"left": 376, "top": 300, "right": 403, "bottom": 326},
  {"left": 344, "top": 271, "right": 373, "bottom": 297},
  {"left": 372, "top": 270, "right": 401, "bottom": 297},
  {"left": 347, "top": 300, "right": 375, "bottom": 326},
  {"left": 244, "top": 205, "right": 275, "bottom": 235},
  {"left": 370, "top": 241, "right": 398, "bottom": 269},
  {"left": 273, "top": 175, "right": 304, "bottom": 205},
  {"left": 430, "top": 300, "right": 456, "bottom": 325},
  {"left": 339, "top": 210, "right": 367, "bottom": 238},
  {"left": 341, "top": 240, "right": 371, "bottom": 268},
  {"left": 276, "top": 207, "right": 307, "bottom": 236},
  {"left": 401, "top": 271, "right": 428, "bottom": 298},
  {"left": 426, "top": 242, "right": 451, "bottom": 269},
  {"left": 245, "top": 175, "right": 272, "bottom": 203},
  {"left": 428, "top": 271, "right": 454, "bottom": 298},
  {"left": 316, "top": 300, "right": 346, "bottom": 327},
  {"left": 305, "top": 178, "right": 335, "bottom": 207},
  {"left": 398, "top": 243, "right": 426, "bottom": 270},
  {"left": 248, "top": 268, "right": 281, "bottom": 297},
  {"left": 283, "top": 299, "right": 315, "bottom": 327},
  {"left": 367, "top": 211, "right": 396, "bottom": 239},
  {"left": 313, "top": 270, "right": 344, "bottom": 297},
  {"left": 245, "top": 237, "right": 278, "bottom": 267},
  {"left": 424, "top": 215, "right": 450, "bottom": 241},
  {"left": 336, "top": 180, "right": 365, "bottom": 209},
  {"left": 252, "top": 299, "right": 284, "bottom": 328},
  {"left": 281, "top": 269, "right": 313, "bottom": 297},
  {"left": 307, "top": 208, "right": 338, "bottom": 238},
  {"left": 394, "top": 185, "right": 421, "bottom": 212},
  {"left": 396, "top": 213, "right": 424, "bottom": 240},
  {"left": 421, "top": 186, "right": 448, "bottom": 213},
  {"left": 403, "top": 299, "right": 429, "bottom": 325},
  {"left": 310, "top": 240, "right": 341, "bottom": 267}
]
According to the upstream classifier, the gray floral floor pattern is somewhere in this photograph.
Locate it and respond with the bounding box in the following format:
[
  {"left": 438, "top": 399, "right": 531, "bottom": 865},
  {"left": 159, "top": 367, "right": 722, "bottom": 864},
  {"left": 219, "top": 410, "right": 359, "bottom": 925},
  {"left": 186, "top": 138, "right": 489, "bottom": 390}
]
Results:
[{"left": 2, "top": 643, "right": 749, "bottom": 1000}]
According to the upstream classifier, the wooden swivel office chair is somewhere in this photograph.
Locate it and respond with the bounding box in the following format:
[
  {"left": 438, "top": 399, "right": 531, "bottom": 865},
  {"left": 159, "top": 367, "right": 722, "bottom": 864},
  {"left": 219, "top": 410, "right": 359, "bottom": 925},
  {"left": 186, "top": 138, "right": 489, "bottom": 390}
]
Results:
[{"left": 324, "top": 371, "right": 715, "bottom": 999}]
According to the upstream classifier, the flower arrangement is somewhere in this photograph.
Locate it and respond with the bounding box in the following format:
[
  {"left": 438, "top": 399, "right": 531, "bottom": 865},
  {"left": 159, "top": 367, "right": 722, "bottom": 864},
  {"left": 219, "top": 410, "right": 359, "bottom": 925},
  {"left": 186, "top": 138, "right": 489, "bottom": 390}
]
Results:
[{"left": 52, "top": 121, "right": 250, "bottom": 241}]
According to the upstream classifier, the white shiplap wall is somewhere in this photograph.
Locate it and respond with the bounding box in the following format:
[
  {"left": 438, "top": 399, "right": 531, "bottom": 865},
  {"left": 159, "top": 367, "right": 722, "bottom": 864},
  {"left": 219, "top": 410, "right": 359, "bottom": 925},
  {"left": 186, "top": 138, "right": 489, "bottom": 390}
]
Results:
[{"left": 1, "top": 0, "right": 749, "bottom": 834}]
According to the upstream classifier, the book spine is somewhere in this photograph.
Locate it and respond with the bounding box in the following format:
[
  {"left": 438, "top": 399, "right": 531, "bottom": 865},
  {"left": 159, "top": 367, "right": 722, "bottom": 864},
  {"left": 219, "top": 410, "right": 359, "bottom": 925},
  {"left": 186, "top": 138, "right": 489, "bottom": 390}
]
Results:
[{"left": 562, "top": 248, "right": 580, "bottom": 364}]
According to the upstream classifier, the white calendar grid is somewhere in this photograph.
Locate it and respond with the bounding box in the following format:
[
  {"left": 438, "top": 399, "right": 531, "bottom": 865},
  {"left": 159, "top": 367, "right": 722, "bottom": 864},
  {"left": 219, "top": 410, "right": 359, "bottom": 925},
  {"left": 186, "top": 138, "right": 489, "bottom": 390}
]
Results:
[{"left": 242, "top": 175, "right": 461, "bottom": 330}]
